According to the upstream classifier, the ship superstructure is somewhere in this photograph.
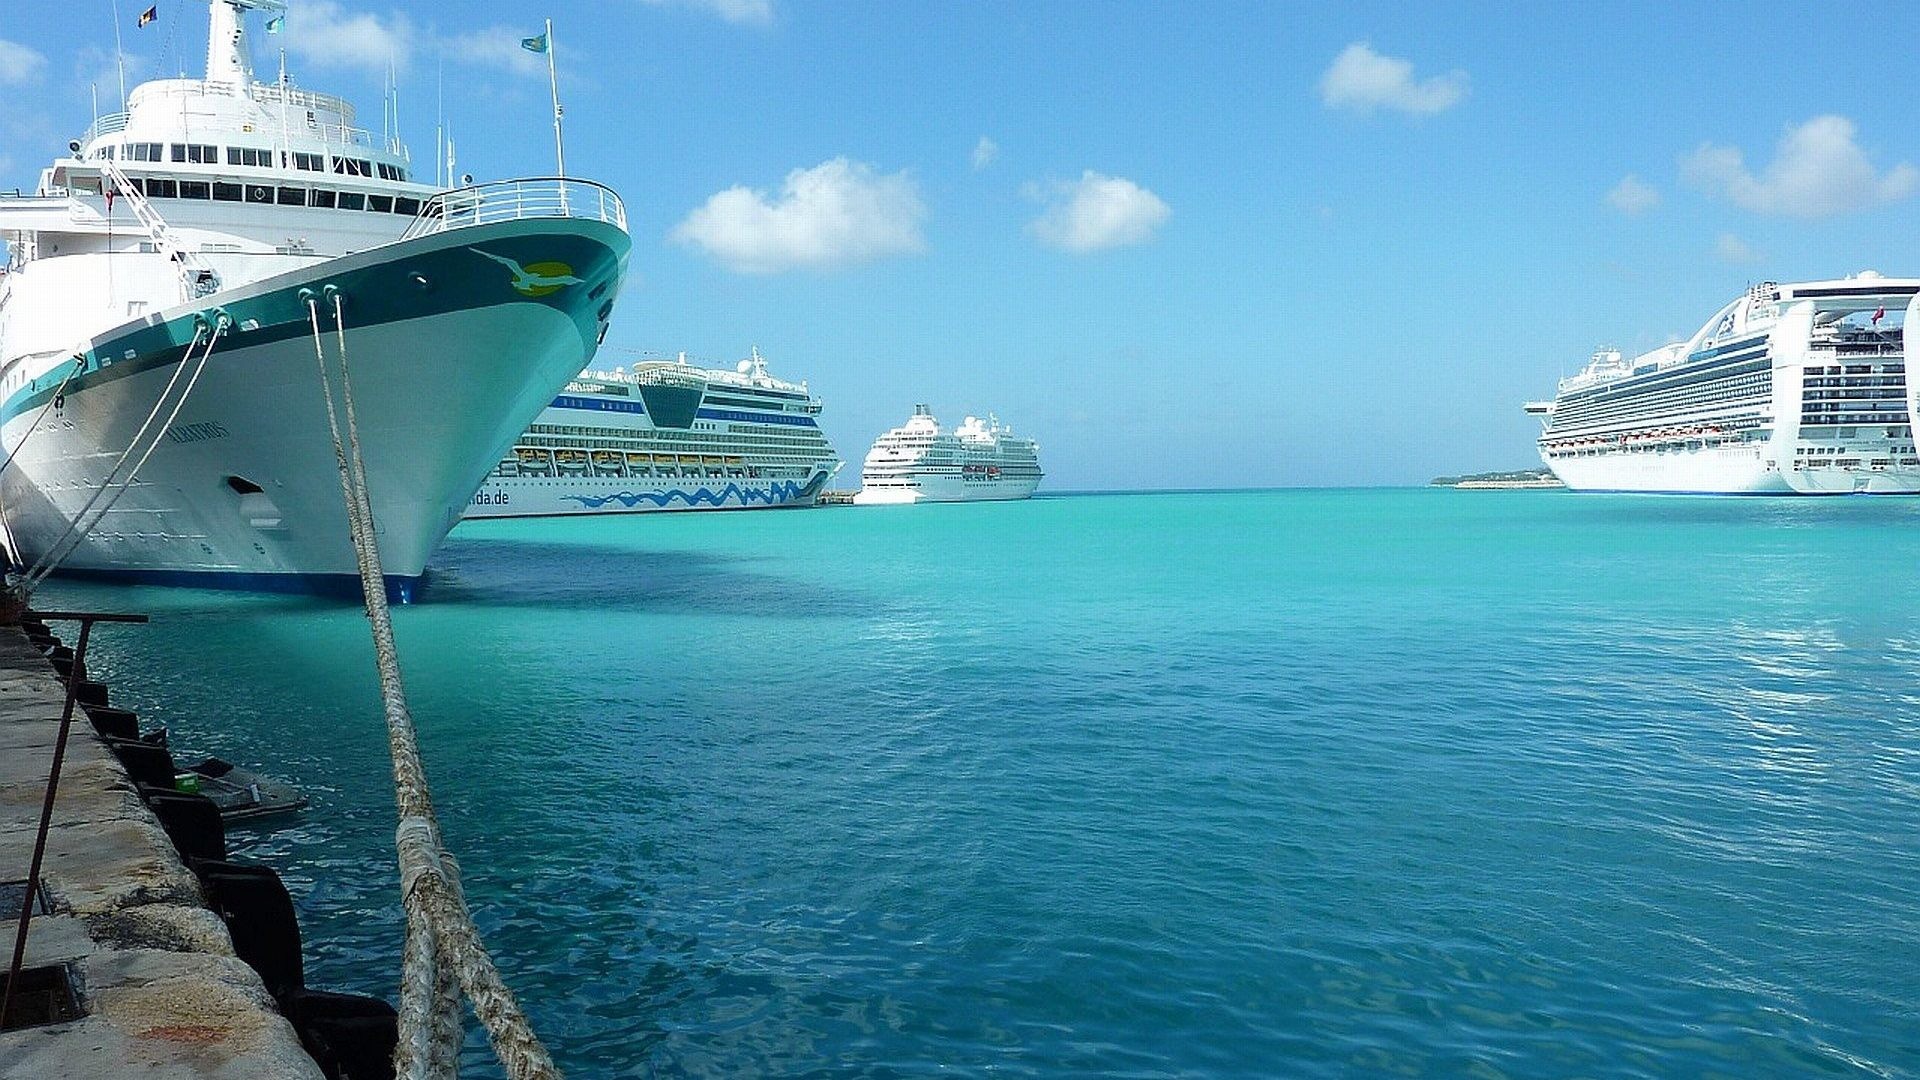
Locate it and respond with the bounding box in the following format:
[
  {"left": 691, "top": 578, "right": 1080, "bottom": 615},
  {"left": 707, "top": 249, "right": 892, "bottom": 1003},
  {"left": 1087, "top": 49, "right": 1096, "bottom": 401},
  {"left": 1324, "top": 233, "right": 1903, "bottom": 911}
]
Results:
[
  {"left": 1525, "top": 273, "right": 1920, "bottom": 494},
  {"left": 853, "top": 404, "right": 1042, "bottom": 505},
  {"left": 465, "top": 348, "right": 841, "bottom": 517},
  {"left": 0, "top": 0, "right": 630, "bottom": 596}
]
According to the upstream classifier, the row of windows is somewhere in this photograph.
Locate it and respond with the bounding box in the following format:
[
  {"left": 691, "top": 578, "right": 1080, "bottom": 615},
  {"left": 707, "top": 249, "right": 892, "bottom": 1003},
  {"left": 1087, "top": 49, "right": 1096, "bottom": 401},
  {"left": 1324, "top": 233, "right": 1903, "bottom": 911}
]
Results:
[
  {"left": 93, "top": 142, "right": 408, "bottom": 181},
  {"left": 1548, "top": 369, "right": 1770, "bottom": 434},
  {"left": 1802, "top": 377, "right": 1906, "bottom": 389},
  {"left": 121, "top": 176, "right": 421, "bottom": 215},
  {"left": 1801, "top": 413, "right": 1907, "bottom": 426},
  {"left": 1806, "top": 363, "right": 1902, "bottom": 375},
  {"left": 1804, "top": 384, "right": 1912, "bottom": 397},
  {"left": 1798, "top": 444, "right": 1917, "bottom": 456}
]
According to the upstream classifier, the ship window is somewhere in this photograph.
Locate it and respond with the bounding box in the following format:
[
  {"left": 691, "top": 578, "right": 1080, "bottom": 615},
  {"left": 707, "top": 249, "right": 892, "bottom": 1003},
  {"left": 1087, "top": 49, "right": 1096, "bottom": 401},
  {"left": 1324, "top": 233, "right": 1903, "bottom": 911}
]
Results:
[
  {"left": 180, "top": 180, "right": 211, "bottom": 199},
  {"left": 292, "top": 152, "right": 324, "bottom": 172},
  {"left": 309, "top": 188, "right": 337, "bottom": 208},
  {"left": 211, "top": 181, "right": 243, "bottom": 202},
  {"left": 244, "top": 184, "right": 273, "bottom": 203},
  {"left": 392, "top": 195, "right": 420, "bottom": 215},
  {"left": 276, "top": 187, "right": 306, "bottom": 206},
  {"left": 332, "top": 156, "right": 372, "bottom": 176},
  {"left": 337, "top": 190, "right": 366, "bottom": 211},
  {"left": 190, "top": 144, "right": 216, "bottom": 163},
  {"left": 367, "top": 194, "right": 394, "bottom": 213},
  {"left": 144, "top": 178, "right": 177, "bottom": 199},
  {"left": 227, "top": 147, "right": 243, "bottom": 165},
  {"left": 171, "top": 143, "right": 187, "bottom": 162}
]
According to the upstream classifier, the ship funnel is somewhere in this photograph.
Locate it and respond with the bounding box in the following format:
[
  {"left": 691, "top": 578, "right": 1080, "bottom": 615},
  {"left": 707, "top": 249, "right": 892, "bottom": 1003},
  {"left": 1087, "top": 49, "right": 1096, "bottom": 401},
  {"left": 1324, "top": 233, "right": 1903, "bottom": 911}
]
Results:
[{"left": 206, "top": 0, "right": 288, "bottom": 87}]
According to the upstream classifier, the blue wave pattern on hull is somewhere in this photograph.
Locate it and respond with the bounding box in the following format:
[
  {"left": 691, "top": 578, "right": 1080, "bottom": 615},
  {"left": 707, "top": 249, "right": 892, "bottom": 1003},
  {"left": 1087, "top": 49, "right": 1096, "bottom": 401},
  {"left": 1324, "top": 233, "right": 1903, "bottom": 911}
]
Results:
[{"left": 561, "top": 480, "right": 813, "bottom": 509}]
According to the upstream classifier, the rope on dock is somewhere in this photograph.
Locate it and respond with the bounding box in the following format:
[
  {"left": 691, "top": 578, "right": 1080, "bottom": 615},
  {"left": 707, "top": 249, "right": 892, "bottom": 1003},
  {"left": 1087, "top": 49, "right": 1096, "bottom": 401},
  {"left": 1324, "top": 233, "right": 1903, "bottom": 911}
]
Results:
[
  {"left": 305, "top": 290, "right": 561, "bottom": 1080},
  {"left": 20, "top": 315, "right": 229, "bottom": 592}
]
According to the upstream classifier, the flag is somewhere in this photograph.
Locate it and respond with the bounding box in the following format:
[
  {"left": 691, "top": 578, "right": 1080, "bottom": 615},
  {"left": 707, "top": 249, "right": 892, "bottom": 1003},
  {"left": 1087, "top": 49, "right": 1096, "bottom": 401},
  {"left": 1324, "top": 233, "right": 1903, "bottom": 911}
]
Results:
[
  {"left": 137, "top": 5, "right": 157, "bottom": 27},
  {"left": 521, "top": 32, "right": 548, "bottom": 53},
  {"left": 266, "top": 15, "right": 284, "bottom": 33},
  {"left": 1872, "top": 305, "right": 1886, "bottom": 324}
]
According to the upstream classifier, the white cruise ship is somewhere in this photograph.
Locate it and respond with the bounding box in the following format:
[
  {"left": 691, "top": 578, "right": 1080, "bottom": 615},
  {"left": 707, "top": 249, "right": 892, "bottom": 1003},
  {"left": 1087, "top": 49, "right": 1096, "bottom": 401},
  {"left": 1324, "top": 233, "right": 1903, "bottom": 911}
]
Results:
[
  {"left": 853, "top": 404, "right": 1042, "bottom": 505},
  {"left": 0, "top": 0, "right": 630, "bottom": 599},
  {"left": 465, "top": 348, "right": 841, "bottom": 517},
  {"left": 1526, "top": 274, "right": 1920, "bottom": 494}
]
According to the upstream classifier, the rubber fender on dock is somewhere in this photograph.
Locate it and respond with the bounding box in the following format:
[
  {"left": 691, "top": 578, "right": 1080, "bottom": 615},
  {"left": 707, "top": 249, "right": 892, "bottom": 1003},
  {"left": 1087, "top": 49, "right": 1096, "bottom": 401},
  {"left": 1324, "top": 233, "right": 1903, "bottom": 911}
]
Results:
[
  {"left": 193, "top": 861, "right": 305, "bottom": 1002},
  {"left": 65, "top": 678, "right": 110, "bottom": 707},
  {"left": 138, "top": 787, "right": 229, "bottom": 864},
  {"left": 83, "top": 705, "right": 140, "bottom": 740},
  {"left": 101, "top": 737, "right": 178, "bottom": 789},
  {"left": 286, "top": 989, "right": 399, "bottom": 1080}
]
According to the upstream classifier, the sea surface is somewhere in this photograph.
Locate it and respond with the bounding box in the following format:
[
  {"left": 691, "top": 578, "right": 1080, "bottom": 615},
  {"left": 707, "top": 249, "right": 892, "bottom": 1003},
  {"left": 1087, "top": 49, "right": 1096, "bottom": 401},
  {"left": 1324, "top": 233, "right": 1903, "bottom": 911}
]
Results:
[{"left": 41, "top": 489, "right": 1920, "bottom": 1078}]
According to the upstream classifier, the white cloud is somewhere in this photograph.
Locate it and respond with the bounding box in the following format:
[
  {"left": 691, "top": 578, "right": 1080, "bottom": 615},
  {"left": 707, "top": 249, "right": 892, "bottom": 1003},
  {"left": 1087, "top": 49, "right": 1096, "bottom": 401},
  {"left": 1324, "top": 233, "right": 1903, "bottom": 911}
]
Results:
[
  {"left": 671, "top": 157, "right": 927, "bottom": 274},
  {"left": 1319, "top": 42, "right": 1467, "bottom": 116},
  {"left": 0, "top": 39, "right": 47, "bottom": 86},
  {"left": 972, "top": 136, "right": 998, "bottom": 171},
  {"left": 1027, "top": 171, "right": 1170, "bottom": 253},
  {"left": 1606, "top": 174, "right": 1659, "bottom": 215},
  {"left": 283, "top": 1, "right": 416, "bottom": 75},
  {"left": 1714, "top": 232, "right": 1762, "bottom": 264},
  {"left": 438, "top": 27, "right": 546, "bottom": 77},
  {"left": 638, "top": 0, "right": 774, "bottom": 26},
  {"left": 1681, "top": 115, "right": 1918, "bottom": 218}
]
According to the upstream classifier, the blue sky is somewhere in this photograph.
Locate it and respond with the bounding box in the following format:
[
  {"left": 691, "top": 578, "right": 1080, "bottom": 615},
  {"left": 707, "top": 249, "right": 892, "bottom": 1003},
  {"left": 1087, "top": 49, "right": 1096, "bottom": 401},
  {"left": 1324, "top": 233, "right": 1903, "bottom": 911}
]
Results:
[{"left": 4, "top": 1, "right": 1920, "bottom": 488}]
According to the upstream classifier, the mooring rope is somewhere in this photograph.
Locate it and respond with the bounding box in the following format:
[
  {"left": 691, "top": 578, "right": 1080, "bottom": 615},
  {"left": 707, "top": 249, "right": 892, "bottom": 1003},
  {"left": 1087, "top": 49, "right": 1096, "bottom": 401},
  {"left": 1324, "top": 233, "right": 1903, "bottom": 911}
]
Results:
[
  {"left": 304, "top": 290, "right": 561, "bottom": 1080},
  {"left": 0, "top": 353, "right": 86, "bottom": 482},
  {"left": 23, "top": 318, "right": 227, "bottom": 591}
]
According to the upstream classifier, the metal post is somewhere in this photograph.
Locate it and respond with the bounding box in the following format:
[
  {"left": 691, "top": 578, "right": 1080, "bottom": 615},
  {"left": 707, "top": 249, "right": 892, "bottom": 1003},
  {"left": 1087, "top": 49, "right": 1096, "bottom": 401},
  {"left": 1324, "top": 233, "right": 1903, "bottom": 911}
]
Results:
[{"left": 2, "top": 610, "right": 147, "bottom": 1028}]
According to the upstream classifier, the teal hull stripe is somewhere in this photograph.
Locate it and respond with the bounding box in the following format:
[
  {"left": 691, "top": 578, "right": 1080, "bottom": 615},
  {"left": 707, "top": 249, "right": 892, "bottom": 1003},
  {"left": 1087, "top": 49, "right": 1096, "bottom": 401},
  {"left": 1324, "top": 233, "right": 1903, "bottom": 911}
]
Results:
[{"left": 5, "top": 219, "right": 628, "bottom": 419}]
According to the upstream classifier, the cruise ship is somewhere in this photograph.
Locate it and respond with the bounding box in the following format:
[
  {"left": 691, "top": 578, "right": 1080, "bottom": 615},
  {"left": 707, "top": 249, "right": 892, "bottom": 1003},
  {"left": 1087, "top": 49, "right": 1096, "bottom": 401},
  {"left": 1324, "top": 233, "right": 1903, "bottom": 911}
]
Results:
[
  {"left": 1526, "top": 274, "right": 1920, "bottom": 494},
  {"left": 853, "top": 405, "right": 1042, "bottom": 504},
  {"left": 465, "top": 348, "right": 841, "bottom": 517},
  {"left": 0, "top": 0, "right": 630, "bottom": 598}
]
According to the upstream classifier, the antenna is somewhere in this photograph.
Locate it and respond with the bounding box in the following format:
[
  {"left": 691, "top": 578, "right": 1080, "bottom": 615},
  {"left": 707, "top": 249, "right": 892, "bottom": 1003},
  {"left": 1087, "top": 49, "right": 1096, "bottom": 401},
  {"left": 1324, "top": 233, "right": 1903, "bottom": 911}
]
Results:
[
  {"left": 434, "top": 58, "right": 444, "bottom": 187},
  {"left": 109, "top": 0, "right": 128, "bottom": 107}
]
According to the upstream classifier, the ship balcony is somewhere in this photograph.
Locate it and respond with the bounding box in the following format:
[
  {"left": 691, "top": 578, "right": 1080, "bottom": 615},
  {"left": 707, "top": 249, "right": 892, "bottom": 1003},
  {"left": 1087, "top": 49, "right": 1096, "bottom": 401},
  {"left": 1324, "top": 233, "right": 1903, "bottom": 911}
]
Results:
[{"left": 400, "top": 177, "right": 628, "bottom": 239}]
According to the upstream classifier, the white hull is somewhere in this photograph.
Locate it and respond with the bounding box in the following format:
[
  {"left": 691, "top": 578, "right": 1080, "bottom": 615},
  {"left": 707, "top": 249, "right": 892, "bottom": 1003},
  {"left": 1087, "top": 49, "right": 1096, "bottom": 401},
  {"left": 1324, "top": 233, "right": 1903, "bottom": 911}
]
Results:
[
  {"left": 1543, "top": 444, "right": 1920, "bottom": 494},
  {"left": 467, "top": 468, "right": 833, "bottom": 518},
  {"left": 852, "top": 475, "right": 1041, "bottom": 505}
]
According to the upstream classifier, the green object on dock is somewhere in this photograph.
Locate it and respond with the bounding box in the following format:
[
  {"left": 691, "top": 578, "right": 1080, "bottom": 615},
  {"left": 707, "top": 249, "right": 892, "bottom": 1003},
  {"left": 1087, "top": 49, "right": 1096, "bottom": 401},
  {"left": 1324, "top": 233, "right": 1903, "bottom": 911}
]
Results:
[{"left": 173, "top": 774, "right": 200, "bottom": 795}]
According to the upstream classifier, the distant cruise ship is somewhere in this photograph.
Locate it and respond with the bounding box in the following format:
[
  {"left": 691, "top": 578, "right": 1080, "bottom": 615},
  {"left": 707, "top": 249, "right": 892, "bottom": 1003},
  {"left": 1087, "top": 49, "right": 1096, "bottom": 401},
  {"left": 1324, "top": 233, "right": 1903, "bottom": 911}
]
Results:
[
  {"left": 853, "top": 404, "right": 1042, "bottom": 504},
  {"left": 1525, "top": 273, "right": 1920, "bottom": 494},
  {"left": 466, "top": 349, "right": 840, "bottom": 518}
]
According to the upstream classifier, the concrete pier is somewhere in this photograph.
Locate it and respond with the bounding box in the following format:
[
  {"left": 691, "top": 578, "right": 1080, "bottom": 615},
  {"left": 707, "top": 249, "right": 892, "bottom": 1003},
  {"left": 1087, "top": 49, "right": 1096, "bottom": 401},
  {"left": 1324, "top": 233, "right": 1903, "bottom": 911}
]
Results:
[{"left": 0, "top": 627, "right": 322, "bottom": 1078}]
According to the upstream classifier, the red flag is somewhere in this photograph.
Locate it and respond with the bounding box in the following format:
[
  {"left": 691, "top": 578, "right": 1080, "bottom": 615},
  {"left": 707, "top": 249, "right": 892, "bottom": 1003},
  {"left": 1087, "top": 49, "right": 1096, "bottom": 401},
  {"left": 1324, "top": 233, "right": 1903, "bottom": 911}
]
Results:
[{"left": 1872, "top": 305, "right": 1886, "bottom": 324}]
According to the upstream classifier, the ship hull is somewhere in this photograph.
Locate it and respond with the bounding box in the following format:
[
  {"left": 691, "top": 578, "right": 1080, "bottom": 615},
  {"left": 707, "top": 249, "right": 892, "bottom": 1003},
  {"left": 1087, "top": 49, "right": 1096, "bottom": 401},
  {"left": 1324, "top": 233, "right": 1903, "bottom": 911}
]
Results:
[
  {"left": 0, "top": 217, "right": 629, "bottom": 597},
  {"left": 465, "top": 468, "right": 833, "bottom": 518},
  {"left": 1542, "top": 446, "right": 1920, "bottom": 495},
  {"left": 853, "top": 476, "right": 1042, "bottom": 505}
]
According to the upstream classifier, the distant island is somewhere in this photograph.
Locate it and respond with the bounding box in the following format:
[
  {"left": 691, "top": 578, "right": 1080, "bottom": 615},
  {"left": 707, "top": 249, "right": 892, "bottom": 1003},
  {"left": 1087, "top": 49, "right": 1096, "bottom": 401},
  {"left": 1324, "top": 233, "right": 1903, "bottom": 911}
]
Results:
[{"left": 1429, "top": 468, "right": 1564, "bottom": 490}]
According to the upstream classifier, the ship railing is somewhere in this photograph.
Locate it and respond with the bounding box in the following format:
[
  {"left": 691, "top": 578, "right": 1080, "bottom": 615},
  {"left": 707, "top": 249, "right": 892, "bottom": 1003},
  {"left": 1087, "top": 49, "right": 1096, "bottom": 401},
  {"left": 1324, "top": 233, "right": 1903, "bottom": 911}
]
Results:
[
  {"left": 82, "top": 112, "right": 130, "bottom": 145},
  {"left": 400, "top": 177, "right": 627, "bottom": 240}
]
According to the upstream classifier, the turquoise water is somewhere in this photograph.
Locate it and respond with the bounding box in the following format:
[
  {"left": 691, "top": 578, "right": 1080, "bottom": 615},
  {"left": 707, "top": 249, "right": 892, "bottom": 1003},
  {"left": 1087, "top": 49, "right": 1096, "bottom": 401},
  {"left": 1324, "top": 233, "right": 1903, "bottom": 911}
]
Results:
[{"left": 43, "top": 490, "right": 1920, "bottom": 1078}]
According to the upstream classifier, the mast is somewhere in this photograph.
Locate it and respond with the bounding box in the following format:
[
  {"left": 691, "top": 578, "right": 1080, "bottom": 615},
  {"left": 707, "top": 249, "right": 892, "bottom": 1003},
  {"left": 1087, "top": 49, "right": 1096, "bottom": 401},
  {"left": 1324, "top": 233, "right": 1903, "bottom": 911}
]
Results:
[
  {"left": 110, "top": 0, "right": 128, "bottom": 106},
  {"left": 545, "top": 19, "right": 565, "bottom": 178}
]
